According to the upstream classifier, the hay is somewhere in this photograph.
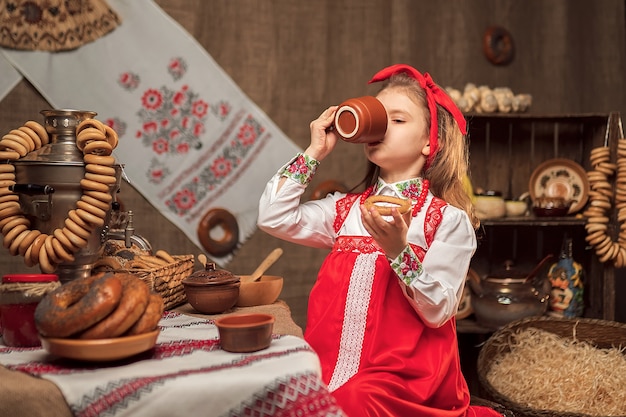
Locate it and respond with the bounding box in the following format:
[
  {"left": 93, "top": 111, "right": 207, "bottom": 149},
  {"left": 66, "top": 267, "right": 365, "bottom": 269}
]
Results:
[{"left": 486, "top": 327, "right": 626, "bottom": 416}]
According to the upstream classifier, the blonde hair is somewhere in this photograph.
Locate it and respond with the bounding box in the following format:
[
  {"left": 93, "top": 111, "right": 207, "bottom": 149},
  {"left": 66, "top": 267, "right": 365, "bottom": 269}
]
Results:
[{"left": 360, "top": 73, "right": 479, "bottom": 229}]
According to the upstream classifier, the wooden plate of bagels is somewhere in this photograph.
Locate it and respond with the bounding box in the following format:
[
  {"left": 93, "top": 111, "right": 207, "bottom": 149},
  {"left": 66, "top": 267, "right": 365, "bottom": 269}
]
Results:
[{"left": 40, "top": 330, "right": 159, "bottom": 362}]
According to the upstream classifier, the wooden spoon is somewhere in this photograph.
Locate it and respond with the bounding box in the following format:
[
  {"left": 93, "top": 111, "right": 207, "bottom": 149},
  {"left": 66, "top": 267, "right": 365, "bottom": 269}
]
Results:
[
  {"left": 198, "top": 253, "right": 208, "bottom": 268},
  {"left": 242, "top": 248, "right": 283, "bottom": 283}
]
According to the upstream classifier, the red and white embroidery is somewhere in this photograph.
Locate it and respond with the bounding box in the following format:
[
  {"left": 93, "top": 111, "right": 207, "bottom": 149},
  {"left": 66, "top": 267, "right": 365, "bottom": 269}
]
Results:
[{"left": 327, "top": 252, "right": 378, "bottom": 392}]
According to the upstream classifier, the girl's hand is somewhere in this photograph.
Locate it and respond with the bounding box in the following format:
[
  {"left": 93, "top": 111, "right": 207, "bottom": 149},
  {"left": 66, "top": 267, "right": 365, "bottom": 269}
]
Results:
[
  {"left": 360, "top": 204, "right": 411, "bottom": 259},
  {"left": 304, "top": 105, "right": 339, "bottom": 162}
]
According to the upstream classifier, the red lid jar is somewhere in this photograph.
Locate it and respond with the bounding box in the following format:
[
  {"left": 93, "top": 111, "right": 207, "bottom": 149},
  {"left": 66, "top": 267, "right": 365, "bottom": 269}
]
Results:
[
  {"left": 333, "top": 96, "right": 388, "bottom": 143},
  {"left": 0, "top": 274, "right": 59, "bottom": 347}
]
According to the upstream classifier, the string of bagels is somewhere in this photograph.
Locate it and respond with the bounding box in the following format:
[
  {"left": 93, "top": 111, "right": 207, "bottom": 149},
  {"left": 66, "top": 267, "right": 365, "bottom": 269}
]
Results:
[
  {"left": 0, "top": 118, "right": 118, "bottom": 273},
  {"left": 584, "top": 121, "right": 626, "bottom": 267}
]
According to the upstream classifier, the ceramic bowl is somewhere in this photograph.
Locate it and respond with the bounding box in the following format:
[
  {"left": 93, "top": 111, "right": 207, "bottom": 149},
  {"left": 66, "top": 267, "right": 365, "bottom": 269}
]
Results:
[
  {"left": 215, "top": 313, "right": 275, "bottom": 353},
  {"left": 505, "top": 200, "right": 528, "bottom": 217},
  {"left": 236, "top": 275, "right": 284, "bottom": 307},
  {"left": 474, "top": 192, "right": 506, "bottom": 220}
]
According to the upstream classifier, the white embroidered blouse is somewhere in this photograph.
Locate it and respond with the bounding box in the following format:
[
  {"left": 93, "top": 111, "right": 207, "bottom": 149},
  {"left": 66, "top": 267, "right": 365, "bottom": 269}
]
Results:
[{"left": 257, "top": 153, "right": 477, "bottom": 327}]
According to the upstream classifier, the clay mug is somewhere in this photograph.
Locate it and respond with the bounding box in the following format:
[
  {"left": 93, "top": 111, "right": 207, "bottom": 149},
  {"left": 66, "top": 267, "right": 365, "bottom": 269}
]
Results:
[{"left": 333, "top": 96, "right": 388, "bottom": 143}]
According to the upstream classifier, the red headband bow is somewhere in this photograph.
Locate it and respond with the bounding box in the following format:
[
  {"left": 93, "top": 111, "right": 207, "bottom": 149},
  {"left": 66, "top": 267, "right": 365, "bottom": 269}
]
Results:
[{"left": 368, "top": 64, "right": 467, "bottom": 168}]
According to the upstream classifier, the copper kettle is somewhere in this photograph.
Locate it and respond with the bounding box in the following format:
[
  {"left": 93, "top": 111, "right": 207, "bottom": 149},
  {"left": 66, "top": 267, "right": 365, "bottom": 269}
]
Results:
[{"left": 468, "top": 255, "right": 553, "bottom": 329}]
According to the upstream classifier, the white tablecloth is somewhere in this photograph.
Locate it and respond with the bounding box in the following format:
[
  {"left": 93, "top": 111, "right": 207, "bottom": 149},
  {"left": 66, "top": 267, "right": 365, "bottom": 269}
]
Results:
[{"left": 0, "top": 313, "right": 345, "bottom": 417}]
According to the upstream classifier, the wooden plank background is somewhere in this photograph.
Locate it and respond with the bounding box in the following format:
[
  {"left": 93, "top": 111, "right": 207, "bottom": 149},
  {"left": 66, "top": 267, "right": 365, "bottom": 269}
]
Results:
[{"left": 0, "top": 0, "right": 625, "bottom": 328}]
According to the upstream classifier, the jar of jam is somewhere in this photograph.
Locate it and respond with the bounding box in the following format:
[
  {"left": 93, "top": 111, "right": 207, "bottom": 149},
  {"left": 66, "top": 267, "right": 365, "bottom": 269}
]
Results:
[{"left": 0, "top": 274, "right": 59, "bottom": 347}]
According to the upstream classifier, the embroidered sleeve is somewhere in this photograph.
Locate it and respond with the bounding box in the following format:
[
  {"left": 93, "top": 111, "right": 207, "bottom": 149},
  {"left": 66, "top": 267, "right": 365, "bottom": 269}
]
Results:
[
  {"left": 389, "top": 245, "right": 424, "bottom": 285},
  {"left": 281, "top": 152, "right": 320, "bottom": 185}
]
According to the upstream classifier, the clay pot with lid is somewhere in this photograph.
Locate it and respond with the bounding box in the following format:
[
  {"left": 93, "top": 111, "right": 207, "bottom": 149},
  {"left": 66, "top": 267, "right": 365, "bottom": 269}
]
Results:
[
  {"left": 182, "top": 263, "right": 240, "bottom": 314},
  {"left": 333, "top": 96, "right": 388, "bottom": 143}
]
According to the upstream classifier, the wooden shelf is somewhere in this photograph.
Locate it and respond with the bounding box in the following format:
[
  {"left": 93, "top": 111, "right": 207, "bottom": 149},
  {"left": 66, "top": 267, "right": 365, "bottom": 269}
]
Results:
[
  {"left": 481, "top": 216, "right": 587, "bottom": 227},
  {"left": 466, "top": 112, "right": 621, "bottom": 324}
]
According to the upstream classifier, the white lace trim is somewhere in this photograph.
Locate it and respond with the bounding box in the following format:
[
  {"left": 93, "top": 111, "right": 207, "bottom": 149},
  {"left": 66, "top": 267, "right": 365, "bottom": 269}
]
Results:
[{"left": 327, "top": 252, "right": 377, "bottom": 392}]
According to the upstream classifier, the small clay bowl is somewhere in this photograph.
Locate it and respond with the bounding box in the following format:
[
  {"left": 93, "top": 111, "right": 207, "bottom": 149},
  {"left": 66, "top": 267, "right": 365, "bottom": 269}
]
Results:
[
  {"left": 505, "top": 200, "right": 528, "bottom": 217},
  {"left": 334, "top": 96, "right": 387, "bottom": 143},
  {"left": 215, "top": 313, "right": 275, "bottom": 353},
  {"left": 182, "top": 263, "right": 240, "bottom": 314},
  {"left": 236, "top": 275, "right": 284, "bottom": 307}
]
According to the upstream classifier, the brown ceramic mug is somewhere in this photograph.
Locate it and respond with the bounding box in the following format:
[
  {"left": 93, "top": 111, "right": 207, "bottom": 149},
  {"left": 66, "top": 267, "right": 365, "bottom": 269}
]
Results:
[{"left": 334, "top": 96, "right": 388, "bottom": 143}]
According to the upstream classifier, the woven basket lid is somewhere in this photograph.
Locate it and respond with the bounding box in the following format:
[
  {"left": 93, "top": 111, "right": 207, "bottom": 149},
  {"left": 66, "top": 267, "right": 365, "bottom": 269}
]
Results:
[{"left": 0, "top": 0, "right": 121, "bottom": 51}]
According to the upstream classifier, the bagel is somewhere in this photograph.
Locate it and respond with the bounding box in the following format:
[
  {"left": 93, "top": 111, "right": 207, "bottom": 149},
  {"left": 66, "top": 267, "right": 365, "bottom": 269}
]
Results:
[
  {"left": 80, "top": 178, "right": 111, "bottom": 193},
  {"left": 364, "top": 195, "right": 411, "bottom": 216},
  {"left": 103, "top": 125, "right": 119, "bottom": 149},
  {"left": 82, "top": 140, "right": 113, "bottom": 156},
  {"left": 76, "top": 199, "right": 107, "bottom": 219},
  {"left": 84, "top": 171, "right": 118, "bottom": 185},
  {"left": 17, "top": 229, "right": 41, "bottom": 256},
  {"left": 83, "top": 154, "right": 116, "bottom": 166},
  {"left": 60, "top": 226, "right": 88, "bottom": 248},
  {"left": 80, "top": 194, "right": 112, "bottom": 212},
  {"left": 25, "top": 233, "right": 47, "bottom": 267},
  {"left": 79, "top": 274, "right": 150, "bottom": 339},
  {"left": 1, "top": 215, "right": 29, "bottom": 236},
  {"left": 18, "top": 125, "right": 42, "bottom": 148},
  {"left": 197, "top": 208, "right": 239, "bottom": 257},
  {"left": 8, "top": 228, "right": 29, "bottom": 256},
  {"left": 125, "top": 292, "right": 164, "bottom": 336},
  {"left": 64, "top": 217, "right": 92, "bottom": 240},
  {"left": 75, "top": 207, "right": 106, "bottom": 227},
  {"left": 43, "top": 234, "right": 63, "bottom": 264},
  {"left": 83, "top": 189, "right": 113, "bottom": 204},
  {"left": 0, "top": 164, "right": 15, "bottom": 173},
  {"left": 24, "top": 121, "right": 48, "bottom": 145},
  {"left": 77, "top": 118, "right": 106, "bottom": 135},
  {"left": 93, "top": 256, "right": 124, "bottom": 271},
  {"left": 483, "top": 26, "right": 515, "bottom": 66},
  {"left": 50, "top": 236, "right": 75, "bottom": 263},
  {"left": 85, "top": 163, "right": 117, "bottom": 177},
  {"left": 38, "top": 241, "right": 56, "bottom": 273},
  {"left": 0, "top": 150, "right": 20, "bottom": 160},
  {"left": 34, "top": 274, "right": 123, "bottom": 338}
]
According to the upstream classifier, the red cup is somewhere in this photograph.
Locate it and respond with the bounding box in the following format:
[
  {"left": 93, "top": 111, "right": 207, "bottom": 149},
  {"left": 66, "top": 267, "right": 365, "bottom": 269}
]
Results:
[
  {"left": 334, "top": 96, "right": 388, "bottom": 143},
  {"left": 0, "top": 274, "right": 58, "bottom": 347}
]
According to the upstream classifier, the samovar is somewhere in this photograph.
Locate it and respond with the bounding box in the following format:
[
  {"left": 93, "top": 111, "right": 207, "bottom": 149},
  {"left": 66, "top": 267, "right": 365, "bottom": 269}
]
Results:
[{"left": 8, "top": 110, "right": 123, "bottom": 282}]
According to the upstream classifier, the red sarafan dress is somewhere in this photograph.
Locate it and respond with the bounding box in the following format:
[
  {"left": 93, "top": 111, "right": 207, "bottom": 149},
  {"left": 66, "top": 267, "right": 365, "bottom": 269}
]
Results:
[{"left": 304, "top": 193, "right": 501, "bottom": 417}]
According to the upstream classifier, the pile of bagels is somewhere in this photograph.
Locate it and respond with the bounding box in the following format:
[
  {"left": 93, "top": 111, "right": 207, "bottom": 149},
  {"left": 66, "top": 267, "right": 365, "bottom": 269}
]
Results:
[
  {"left": 584, "top": 141, "right": 626, "bottom": 267},
  {"left": 94, "top": 241, "right": 179, "bottom": 271},
  {"left": 0, "top": 118, "right": 119, "bottom": 273},
  {"left": 35, "top": 272, "right": 164, "bottom": 339}
]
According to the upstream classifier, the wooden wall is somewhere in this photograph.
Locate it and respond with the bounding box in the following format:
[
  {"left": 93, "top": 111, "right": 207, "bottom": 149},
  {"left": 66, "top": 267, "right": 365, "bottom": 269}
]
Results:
[{"left": 1, "top": 0, "right": 625, "bottom": 328}]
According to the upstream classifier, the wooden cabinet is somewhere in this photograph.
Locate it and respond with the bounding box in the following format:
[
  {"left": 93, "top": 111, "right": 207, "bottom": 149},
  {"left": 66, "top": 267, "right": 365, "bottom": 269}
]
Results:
[{"left": 464, "top": 112, "right": 623, "bottom": 325}]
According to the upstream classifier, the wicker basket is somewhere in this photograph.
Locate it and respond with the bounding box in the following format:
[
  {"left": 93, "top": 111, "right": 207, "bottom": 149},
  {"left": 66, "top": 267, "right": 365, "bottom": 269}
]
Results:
[
  {"left": 477, "top": 316, "right": 626, "bottom": 417},
  {"left": 114, "top": 255, "right": 193, "bottom": 310}
]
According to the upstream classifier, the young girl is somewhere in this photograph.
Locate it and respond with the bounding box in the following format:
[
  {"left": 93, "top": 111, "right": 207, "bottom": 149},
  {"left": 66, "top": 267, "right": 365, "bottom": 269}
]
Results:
[{"left": 257, "top": 64, "right": 501, "bottom": 417}]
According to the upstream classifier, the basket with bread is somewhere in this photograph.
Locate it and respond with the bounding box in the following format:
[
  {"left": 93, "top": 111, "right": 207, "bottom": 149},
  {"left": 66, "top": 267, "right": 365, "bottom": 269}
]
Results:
[{"left": 93, "top": 240, "right": 194, "bottom": 309}]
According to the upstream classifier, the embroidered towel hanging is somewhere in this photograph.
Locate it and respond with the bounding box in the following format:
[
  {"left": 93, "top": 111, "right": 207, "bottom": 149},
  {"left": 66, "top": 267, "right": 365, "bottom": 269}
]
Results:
[
  {"left": 1, "top": 0, "right": 301, "bottom": 265},
  {"left": 0, "top": 52, "right": 21, "bottom": 100}
]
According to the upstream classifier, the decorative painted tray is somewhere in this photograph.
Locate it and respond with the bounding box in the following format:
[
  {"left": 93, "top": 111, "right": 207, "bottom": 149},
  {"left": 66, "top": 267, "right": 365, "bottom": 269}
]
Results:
[{"left": 528, "top": 158, "right": 589, "bottom": 214}]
